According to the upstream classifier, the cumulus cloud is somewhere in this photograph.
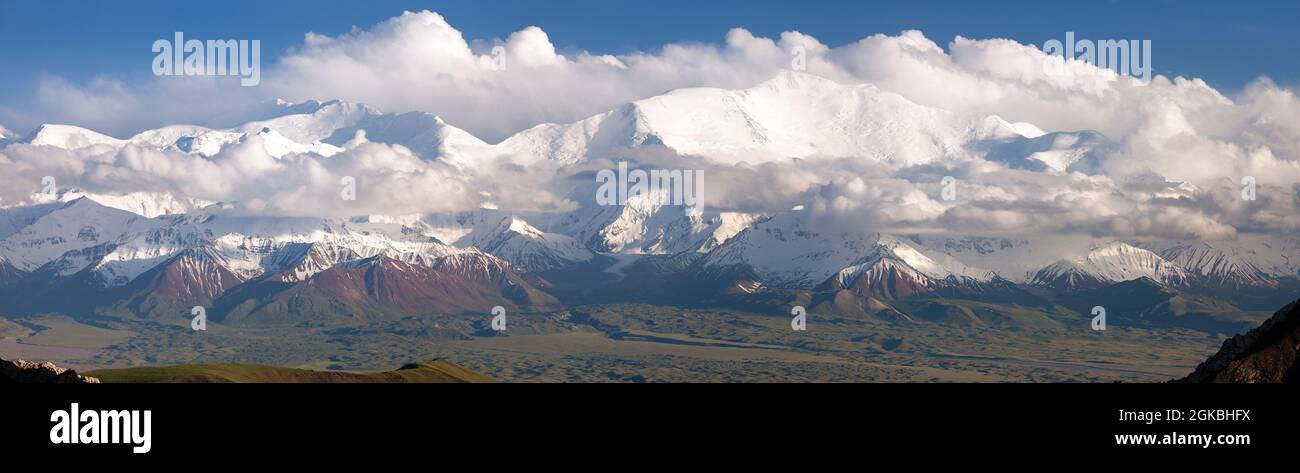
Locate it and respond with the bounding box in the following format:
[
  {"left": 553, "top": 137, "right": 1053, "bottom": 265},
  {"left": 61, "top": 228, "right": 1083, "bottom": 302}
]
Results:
[
  {"left": 2, "top": 9, "right": 1297, "bottom": 242},
  {"left": 0, "top": 133, "right": 575, "bottom": 218}
]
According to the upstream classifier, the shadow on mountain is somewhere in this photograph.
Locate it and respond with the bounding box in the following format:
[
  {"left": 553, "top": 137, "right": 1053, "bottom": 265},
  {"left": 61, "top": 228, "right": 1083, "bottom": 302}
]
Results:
[{"left": 1057, "top": 277, "right": 1266, "bottom": 334}]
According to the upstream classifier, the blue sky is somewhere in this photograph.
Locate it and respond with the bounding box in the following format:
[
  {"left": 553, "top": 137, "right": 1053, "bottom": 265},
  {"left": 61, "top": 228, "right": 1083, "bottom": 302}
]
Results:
[{"left": 0, "top": 0, "right": 1294, "bottom": 111}]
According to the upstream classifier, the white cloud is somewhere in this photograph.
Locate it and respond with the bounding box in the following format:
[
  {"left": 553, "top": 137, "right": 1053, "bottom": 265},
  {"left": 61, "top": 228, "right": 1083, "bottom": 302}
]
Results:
[
  {"left": 2, "top": 10, "right": 1298, "bottom": 242},
  {"left": 0, "top": 134, "right": 575, "bottom": 219}
]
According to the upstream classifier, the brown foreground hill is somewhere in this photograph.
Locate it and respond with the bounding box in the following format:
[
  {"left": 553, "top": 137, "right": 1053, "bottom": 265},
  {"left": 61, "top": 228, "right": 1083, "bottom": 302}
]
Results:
[{"left": 1, "top": 357, "right": 100, "bottom": 383}]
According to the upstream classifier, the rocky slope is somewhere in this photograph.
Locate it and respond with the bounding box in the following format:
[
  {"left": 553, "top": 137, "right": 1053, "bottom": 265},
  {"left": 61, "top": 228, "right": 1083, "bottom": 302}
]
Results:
[
  {"left": 1178, "top": 299, "right": 1300, "bottom": 383},
  {"left": 1, "top": 357, "right": 100, "bottom": 383}
]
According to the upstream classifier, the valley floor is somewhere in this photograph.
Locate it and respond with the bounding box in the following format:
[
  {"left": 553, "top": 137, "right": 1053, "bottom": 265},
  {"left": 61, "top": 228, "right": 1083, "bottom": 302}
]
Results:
[{"left": 0, "top": 304, "right": 1225, "bottom": 382}]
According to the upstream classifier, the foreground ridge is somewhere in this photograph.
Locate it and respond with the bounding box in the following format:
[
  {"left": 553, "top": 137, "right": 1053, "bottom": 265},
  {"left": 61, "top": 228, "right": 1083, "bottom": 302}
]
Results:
[
  {"left": 1178, "top": 299, "right": 1300, "bottom": 383},
  {"left": 1, "top": 357, "right": 101, "bottom": 383}
]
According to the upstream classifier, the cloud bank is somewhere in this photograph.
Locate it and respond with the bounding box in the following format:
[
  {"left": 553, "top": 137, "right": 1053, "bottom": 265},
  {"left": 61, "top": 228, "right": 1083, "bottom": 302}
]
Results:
[{"left": 2, "top": 10, "right": 1298, "bottom": 242}]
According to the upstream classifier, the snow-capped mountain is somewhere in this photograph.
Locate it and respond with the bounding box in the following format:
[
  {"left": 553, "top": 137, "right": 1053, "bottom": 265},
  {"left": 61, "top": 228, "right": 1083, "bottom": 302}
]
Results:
[
  {"left": 0, "top": 198, "right": 471, "bottom": 288},
  {"left": 261, "top": 243, "right": 361, "bottom": 283},
  {"left": 1030, "top": 242, "right": 1191, "bottom": 291},
  {"left": 818, "top": 236, "right": 996, "bottom": 300},
  {"left": 499, "top": 70, "right": 1039, "bottom": 166},
  {"left": 905, "top": 234, "right": 1076, "bottom": 283},
  {"left": 691, "top": 212, "right": 881, "bottom": 289},
  {"left": 1, "top": 70, "right": 1295, "bottom": 324},
  {"left": 10, "top": 188, "right": 213, "bottom": 219},
  {"left": 542, "top": 188, "right": 762, "bottom": 256},
  {"left": 0, "top": 198, "right": 164, "bottom": 274},
  {"left": 218, "top": 250, "right": 555, "bottom": 325},
  {"left": 8, "top": 99, "right": 484, "bottom": 166},
  {"left": 7, "top": 70, "right": 1063, "bottom": 170},
  {"left": 454, "top": 215, "right": 594, "bottom": 271},
  {"left": 690, "top": 212, "right": 994, "bottom": 294},
  {"left": 23, "top": 124, "right": 127, "bottom": 150},
  {"left": 221, "top": 100, "right": 497, "bottom": 166},
  {"left": 121, "top": 246, "right": 248, "bottom": 307},
  {"left": 1157, "top": 242, "right": 1274, "bottom": 288}
]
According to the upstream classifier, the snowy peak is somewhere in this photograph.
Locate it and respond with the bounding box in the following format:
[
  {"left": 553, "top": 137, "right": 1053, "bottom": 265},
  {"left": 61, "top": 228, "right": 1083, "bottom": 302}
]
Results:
[
  {"left": 695, "top": 212, "right": 993, "bottom": 291},
  {"left": 1159, "top": 242, "right": 1273, "bottom": 288},
  {"left": 268, "top": 243, "right": 362, "bottom": 283},
  {"left": 621, "top": 71, "right": 966, "bottom": 164},
  {"left": 463, "top": 215, "right": 594, "bottom": 271},
  {"left": 497, "top": 102, "right": 657, "bottom": 165},
  {"left": 696, "top": 212, "right": 877, "bottom": 288},
  {"left": 236, "top": 99, "right": 382, "bottom": 144},
  {"left": 1032, "top": 242, "right": 1189, "bottom": 290},
  {"left": 253, "top": 126, "right": 344, "bottom": 158},
  {"left": 39, "top": 189, "right": 212, "bottom": 218},
  {"left": 23, "top": 124, "right": 127, "bottom": 150},
  {"left": 757, "top": 69, "right": 845, "bottom": 91},
  {"left": 500, "top": 69, "right": 1049, "bottom": 166},
  {"left": 17, "top": 99, "right": 432, "bottom": 160},
  {"left": 818, "top": 236, "right": 996, "bottom": 300},
  {"left": 0, "top": 197, "right": 161, "bottom": 272},
  {"left": 875, "top": 235, "right": 994, "bottom": 281},
  {"left": 12, "top": 71, "right": 1099, "bottom": 175},
  {"left": 823, "top": 252, "right": 938, "bottom": 300}
]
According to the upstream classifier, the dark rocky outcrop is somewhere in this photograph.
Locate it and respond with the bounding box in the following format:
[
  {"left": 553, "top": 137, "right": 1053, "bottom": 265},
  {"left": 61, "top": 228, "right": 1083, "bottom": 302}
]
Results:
[
  {"left": 1178, "top": 299, "right": 1300, "bottom": 383},
  {"left": 0, "top": 357, "right": 101, "bottom": 383}
]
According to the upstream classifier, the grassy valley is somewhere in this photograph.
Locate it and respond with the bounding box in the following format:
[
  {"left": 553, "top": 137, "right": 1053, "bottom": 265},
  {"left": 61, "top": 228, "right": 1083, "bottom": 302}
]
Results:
[
  {"left": 0, "top": 299, "right": 1240, "bottom": 382},
  {"left": 86, "top": 359, "right": 492, "bottom": 383}
]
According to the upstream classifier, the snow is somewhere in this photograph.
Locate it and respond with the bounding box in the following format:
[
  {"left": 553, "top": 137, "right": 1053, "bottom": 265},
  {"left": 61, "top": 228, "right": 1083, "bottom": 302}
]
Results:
[
  {"left": 977, "top": 130, "right": 1105, "bottom": 173},
  {"left": 15, "top": 71, "right": 1088, "bottom": 174},
  {"left": 254, "top": 127, "right": 344, "bottom": 158},
  {"left": 1157, "top": 242, "right": 1269, "bottom": 286},
  {"left": 55, "top": 190, "right": 213, "bottom": 218},
  {"left": 0, "top": 197, "right": 165, "bottom": 273},
  {"left": 1032, "top": 241, "right": 1189, "bottom": 287},
  {"left": 695, "top": 213, "right": 997, "bottom": 291},
  {"left": 2, "top": 73, "right": 1293, "bottom": 296},
  {"left": 501, "top": 70, "right": 1036, "bottom": 167},
  {"left": 876, "top": 235, "right": 994, "bottom": 281},
  {"left": 23, "top": 124, "right": 127, "bottom": 150},
  {"left": 908, "top": 234, "right": 1099, "bottom": 282},
  {"left": 461, "top": 215, "right": 594, "bottom": 271},
  {"left": 1144, "top": 236, "right": 1300, "bottom": 280},
  {"left": 0, "top": 196, "right": 485, "bottom": 287}
]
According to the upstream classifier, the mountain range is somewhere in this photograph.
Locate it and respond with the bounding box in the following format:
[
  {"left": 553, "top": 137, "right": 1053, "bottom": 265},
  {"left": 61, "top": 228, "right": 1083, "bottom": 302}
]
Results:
[{"left": 1, "top": 71, "right": 1296, "bottom": 332}]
